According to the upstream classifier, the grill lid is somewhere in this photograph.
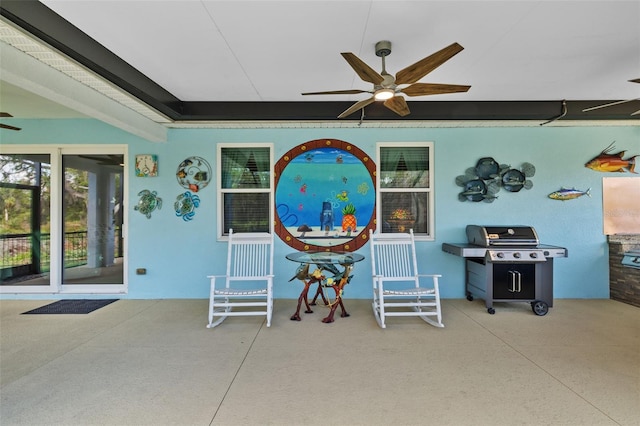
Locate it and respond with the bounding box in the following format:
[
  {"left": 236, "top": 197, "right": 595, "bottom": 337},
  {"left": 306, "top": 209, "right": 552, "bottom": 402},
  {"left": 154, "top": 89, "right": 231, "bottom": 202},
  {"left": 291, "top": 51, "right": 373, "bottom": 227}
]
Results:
[{"left": 466, "top": 225, "right": 540, "bottom": 247}]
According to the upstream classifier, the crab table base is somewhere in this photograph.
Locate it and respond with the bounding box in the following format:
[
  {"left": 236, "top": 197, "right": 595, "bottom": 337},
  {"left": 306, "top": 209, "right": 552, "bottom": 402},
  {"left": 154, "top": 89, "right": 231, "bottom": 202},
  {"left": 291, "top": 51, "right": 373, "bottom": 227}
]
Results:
[
  {"left": 290, "top": 265, "right": 352, "bottom": 323},
  {"left": 285, "top": 251, "right": 364, "bottom": 324}
]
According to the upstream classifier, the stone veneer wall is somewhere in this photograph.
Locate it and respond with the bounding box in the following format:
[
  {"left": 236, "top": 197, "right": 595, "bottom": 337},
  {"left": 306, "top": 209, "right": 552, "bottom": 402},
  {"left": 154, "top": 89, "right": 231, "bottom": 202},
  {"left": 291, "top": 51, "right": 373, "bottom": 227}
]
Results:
[{"left": 608, "top": 235, "right": 640, "bottom": 308}]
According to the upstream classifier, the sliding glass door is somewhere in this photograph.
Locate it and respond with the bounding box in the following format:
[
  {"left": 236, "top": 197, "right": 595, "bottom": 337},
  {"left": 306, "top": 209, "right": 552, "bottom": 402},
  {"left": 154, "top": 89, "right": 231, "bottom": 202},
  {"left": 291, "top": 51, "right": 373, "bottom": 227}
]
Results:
[
  {"left": 61, "top": 154, "right": 124, "bottom": 286},
  {"left": 0, "top": 153, "right": 51, "bottom": 287},
  {"left": 0, "top": 146, "right": 127, "bottom": 294}
]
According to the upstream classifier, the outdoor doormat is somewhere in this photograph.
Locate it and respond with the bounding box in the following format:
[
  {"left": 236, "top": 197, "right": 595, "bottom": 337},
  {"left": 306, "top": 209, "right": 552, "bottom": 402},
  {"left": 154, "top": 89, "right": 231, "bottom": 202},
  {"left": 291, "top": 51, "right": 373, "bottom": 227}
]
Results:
[{"left": 22, "top": 299, "right": 118, "bottom": 315}]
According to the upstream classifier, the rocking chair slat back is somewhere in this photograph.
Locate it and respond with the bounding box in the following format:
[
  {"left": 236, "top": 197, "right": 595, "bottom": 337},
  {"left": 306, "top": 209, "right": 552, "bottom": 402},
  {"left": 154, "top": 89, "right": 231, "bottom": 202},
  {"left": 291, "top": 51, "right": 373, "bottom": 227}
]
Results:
[
  {"left": 369, "top": 229, "right": 444, "bottom": 329},
  {"left": 207, "top": 229, "right": 274, "bottom": 329},
  {"left": 228, "top": 234, "right": 273, "bottom": 279},
  {"left": 371, "top": 233, "right": 418, "bottom": 279}
]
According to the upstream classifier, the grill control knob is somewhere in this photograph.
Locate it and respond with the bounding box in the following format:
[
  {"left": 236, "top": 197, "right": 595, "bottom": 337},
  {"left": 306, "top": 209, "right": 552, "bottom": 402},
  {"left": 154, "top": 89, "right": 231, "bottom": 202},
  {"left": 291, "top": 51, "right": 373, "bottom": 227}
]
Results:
[
  {"left": 513, "top": 252, "right": 521, "bottom": 259},
  {"left": 496, "top": 252, "right": 504, "bottom": 259},
  {"left": 530, "top": 252, "right": 538, "bottom": 259}
]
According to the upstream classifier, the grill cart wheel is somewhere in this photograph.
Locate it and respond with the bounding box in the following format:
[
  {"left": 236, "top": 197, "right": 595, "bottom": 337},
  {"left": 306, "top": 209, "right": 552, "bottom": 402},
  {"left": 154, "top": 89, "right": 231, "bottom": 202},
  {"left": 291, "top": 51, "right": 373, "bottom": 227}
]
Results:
[
  {"left": 531, "top": 300, "right": 549, "bottom": 316},
  {"left": 487, "top": 307, "right": 495, "bottom": 314},
  {"left": 466, "top": 292, "right": 474, "bottom": 301}
]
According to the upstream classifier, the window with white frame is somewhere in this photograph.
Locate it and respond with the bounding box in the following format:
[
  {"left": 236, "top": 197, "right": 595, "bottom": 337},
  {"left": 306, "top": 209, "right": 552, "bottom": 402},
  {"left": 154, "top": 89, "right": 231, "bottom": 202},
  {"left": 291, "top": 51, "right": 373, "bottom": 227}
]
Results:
[
  {"left": 376, "top": 142, "right": 434, "bottom": 239},
  {"left": 217, "top": 144, "right": 273, "bottom": 237}
]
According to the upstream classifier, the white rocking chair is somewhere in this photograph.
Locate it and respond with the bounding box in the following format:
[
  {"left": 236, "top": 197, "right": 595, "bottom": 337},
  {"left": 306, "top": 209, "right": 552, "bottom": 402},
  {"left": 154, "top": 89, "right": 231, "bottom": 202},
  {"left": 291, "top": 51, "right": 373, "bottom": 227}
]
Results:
[
  {"left": 369, "top": 229, "right": 444, "bottom": 328},
  {"left": 207, "top": 229, "right": 274, "bottom": 328}
]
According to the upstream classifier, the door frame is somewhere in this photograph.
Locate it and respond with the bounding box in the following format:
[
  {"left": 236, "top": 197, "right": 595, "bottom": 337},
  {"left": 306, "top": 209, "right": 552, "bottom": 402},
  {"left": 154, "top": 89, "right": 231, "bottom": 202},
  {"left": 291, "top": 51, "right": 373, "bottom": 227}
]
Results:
[{"left": 0, "top": 144, "right": 128, "bottom": 295}]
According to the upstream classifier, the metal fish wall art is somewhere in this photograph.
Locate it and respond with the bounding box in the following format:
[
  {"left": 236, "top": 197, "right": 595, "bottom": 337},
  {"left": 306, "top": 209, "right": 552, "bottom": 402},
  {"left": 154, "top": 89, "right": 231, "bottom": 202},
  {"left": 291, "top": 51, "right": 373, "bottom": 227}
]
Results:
[
  {"left": 456, "top": 157, "right": 535, "bottom": 202},
  {"left": 585, "top": 142, "right": 638, "bottom": 173},
  {"left": 548, "top": 187, "right": 591, "bottom": 201}
]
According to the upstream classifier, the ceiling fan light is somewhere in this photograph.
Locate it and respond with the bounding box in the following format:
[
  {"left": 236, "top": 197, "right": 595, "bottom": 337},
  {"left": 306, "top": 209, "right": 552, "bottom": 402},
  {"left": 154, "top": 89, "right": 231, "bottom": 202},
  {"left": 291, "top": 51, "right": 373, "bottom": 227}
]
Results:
[{"left": 374, "top": 88, "right": 394, "bottom": 100}]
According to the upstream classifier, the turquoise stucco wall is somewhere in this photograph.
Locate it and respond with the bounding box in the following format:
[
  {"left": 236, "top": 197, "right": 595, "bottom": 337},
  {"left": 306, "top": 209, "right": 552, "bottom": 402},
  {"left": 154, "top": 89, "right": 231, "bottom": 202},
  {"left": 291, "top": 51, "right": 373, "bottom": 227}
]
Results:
[{"left": 1, "top": 119, "right": 639, "bottom": 299}]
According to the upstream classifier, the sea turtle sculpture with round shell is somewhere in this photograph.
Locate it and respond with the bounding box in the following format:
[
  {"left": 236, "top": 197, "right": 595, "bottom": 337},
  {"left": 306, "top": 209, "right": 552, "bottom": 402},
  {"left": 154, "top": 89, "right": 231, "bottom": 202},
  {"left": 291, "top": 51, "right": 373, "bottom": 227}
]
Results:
[{"left": 134, "top": 190, "right": 162, "bottom": 218}]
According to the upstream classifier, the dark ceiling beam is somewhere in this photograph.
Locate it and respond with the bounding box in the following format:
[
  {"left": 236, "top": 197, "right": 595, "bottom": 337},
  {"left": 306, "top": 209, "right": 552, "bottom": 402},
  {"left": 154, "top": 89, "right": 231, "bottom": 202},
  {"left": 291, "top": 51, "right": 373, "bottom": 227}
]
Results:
[
  {"left": 0, "top": 0, "right": 183, "bottom": 119},
  {"left": 1, "top": 1, "right": 638, "bottom": 122},
  {"left": 179, "top": 100, "right": 637, "bottom": 121}
]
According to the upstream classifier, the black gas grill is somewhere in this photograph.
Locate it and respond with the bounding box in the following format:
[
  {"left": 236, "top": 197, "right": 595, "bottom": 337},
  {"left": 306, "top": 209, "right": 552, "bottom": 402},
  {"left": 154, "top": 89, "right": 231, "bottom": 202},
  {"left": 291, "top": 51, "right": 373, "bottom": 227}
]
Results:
[{"left": 442, "top": 225, "right": 568, "bottom": 315}]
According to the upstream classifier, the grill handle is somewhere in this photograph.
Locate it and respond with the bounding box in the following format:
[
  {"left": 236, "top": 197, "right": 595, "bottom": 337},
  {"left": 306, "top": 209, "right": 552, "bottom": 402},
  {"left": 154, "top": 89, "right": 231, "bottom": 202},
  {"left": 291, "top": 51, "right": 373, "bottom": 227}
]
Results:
[{"left": 508, "top": 270, "right": 522, "bottom": 293}]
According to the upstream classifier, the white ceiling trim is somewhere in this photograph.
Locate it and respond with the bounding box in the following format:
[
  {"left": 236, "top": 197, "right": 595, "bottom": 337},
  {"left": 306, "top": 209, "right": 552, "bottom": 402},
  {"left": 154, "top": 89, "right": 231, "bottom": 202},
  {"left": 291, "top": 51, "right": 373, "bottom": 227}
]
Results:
[
  {"left": 165, "top": 119, "right": 639, "bottom": 129},
  {"left": 0, "top": 19, "right": 170, "bottom": 142}
]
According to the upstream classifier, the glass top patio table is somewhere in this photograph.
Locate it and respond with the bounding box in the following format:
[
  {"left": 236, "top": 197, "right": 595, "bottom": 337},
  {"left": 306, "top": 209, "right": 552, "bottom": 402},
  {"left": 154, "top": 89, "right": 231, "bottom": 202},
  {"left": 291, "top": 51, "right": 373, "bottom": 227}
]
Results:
[
  {"left": 285, "top": 251, "right": 364, "bottom": 265},
  {"left": 285, "top": 251, "right": 364, "bottom": 323}
]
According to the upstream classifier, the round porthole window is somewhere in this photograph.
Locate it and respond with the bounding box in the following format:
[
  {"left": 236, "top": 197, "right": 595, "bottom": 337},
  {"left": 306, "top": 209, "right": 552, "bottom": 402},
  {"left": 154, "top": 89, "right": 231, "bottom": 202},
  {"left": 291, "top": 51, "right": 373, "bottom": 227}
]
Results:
[{"left": 274, "top": 139, "right": 376, "bottom": 252}]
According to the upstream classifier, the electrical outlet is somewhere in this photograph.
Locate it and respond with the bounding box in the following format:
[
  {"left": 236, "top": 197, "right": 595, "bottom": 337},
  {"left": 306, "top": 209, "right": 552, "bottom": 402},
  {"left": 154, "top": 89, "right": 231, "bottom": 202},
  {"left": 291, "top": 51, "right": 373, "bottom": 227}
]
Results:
[{"left": 136, "top": 268, "right": 147, "bottom": 275}]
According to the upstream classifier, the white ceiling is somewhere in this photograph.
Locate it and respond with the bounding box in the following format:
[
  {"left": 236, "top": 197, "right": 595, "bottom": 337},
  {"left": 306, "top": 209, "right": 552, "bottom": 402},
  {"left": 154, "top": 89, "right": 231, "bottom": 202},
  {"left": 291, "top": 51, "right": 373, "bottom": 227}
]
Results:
[
  {"left": 1, "top": 0, "right": 640, "bottom": 124},
  {"left": 41, "top": 0, "right": 640, "bottom": 102}
]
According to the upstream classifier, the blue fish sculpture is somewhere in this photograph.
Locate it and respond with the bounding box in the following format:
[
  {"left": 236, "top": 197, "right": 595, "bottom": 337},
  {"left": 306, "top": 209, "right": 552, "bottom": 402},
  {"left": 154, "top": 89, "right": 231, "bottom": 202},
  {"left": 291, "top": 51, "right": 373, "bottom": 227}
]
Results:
[{"left": 548, "top": 187, "right": 591, "bottom": 201}]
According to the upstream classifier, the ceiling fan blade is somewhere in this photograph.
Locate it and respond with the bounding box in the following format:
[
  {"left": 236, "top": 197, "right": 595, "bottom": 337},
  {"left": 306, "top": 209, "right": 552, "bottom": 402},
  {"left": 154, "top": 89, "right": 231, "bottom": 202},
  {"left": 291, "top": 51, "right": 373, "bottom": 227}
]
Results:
[
  {"left": 302, "top": 89, "right": 370, "bottom": 95},
  {"left": 395, "top": 42, "right": 465, "bottom": 85},
  {"left": 0, "top": 123, "right": 21, "bottom": 131},
  {"left": 0, "top": 112, "right": 14, "bottom": 117},
  {"left": 582, "top": 98, "right": 640, "bottom": 112},
  {"left": 401, "top": 83, "right": 471, "bottom": 97},
  {"left": 383, "top": 96, "right": 410, "bottom": 117},
  {"left": 341, "top": 52, "right": 384, "bottom": 85},
  {"left": 629, "top": 78, "right": 640, "bottom": 83},
  {"left": 337, "top": 97, "right": 376, "bottom": 119}
]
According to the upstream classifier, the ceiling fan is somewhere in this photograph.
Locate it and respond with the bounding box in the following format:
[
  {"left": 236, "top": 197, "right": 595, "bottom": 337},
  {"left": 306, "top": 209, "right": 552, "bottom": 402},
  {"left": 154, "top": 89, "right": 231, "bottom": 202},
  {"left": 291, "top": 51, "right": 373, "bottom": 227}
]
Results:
[
  {"left": 302, "top": 40, "right": 470, "bottom": 119},
  {"left": 0, "top": 112, "right": 21, "bottom": 131},
  {"left": 582, "top": 78, "right": 640, "bottom": 116}
]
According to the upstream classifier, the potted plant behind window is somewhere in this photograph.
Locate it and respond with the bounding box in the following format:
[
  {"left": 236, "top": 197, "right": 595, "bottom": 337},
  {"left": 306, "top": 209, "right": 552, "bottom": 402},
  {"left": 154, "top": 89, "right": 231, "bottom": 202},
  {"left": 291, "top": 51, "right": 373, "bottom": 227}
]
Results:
[{"left": 388, "top": 208, "right": 415, "bottom": 232}]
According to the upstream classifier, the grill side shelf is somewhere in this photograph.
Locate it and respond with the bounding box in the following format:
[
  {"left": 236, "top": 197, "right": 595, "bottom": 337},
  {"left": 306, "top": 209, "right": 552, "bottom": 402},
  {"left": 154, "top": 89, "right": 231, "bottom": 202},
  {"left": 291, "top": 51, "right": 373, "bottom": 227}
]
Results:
[{"left": 441, "top": 243, "right": 487, "bottom": 258}]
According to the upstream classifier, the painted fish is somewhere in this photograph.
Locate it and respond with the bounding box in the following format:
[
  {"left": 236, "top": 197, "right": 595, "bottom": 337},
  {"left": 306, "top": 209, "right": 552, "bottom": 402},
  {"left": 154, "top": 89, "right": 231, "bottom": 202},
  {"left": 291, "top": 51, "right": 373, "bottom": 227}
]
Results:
[
  {"left": 548, "top": 187, "right": 591, "bottom": 201},
  {"left": 585, "top": 142, "right": 638, "bottom": 173}
]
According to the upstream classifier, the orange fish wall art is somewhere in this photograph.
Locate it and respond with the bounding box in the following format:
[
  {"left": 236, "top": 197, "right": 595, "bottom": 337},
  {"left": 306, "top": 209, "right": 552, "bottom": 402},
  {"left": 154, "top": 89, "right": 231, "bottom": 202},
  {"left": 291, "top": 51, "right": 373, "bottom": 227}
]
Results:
[{"left": 585, "top": 142, "right": 638, "bottom": 173}]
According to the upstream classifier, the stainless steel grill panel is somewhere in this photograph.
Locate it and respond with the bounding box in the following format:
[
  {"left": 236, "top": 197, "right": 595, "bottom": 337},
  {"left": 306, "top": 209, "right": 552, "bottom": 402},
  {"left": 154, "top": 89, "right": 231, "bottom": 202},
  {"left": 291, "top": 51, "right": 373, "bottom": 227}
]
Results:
[{"left": 442, "top": 225, "right": 567, "bottom": 316}]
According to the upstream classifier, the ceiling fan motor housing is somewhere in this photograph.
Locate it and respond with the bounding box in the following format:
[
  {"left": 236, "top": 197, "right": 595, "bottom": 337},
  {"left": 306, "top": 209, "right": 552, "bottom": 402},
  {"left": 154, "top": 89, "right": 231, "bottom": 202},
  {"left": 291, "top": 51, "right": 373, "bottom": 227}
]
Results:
[{"left": 375, "top": 40, "right": 392, "bottom": 57}]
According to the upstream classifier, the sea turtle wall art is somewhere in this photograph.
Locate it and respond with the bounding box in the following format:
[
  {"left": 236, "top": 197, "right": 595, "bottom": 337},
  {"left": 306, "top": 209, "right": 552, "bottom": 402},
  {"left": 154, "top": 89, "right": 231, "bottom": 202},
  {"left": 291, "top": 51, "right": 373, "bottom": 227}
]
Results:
[{"left": 134, "top": 190, "right": 162, "bottom": 218}]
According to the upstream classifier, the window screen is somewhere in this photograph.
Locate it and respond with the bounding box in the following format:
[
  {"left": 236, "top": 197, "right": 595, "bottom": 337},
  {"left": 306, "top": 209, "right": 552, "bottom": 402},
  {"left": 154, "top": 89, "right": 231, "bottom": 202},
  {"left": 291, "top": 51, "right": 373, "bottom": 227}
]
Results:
[
  {"left": 378, "top": 143, "right": 434, "bottom": 239},
  {"left": 219, "top": 146, "right": 272, "bottom": 236}
]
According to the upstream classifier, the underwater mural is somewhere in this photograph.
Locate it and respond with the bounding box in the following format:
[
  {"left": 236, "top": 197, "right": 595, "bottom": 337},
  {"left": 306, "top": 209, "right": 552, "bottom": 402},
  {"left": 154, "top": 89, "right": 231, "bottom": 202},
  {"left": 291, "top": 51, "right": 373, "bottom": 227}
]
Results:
[{"left": 275, "top": 139, "right": 376, "bottom": 252}]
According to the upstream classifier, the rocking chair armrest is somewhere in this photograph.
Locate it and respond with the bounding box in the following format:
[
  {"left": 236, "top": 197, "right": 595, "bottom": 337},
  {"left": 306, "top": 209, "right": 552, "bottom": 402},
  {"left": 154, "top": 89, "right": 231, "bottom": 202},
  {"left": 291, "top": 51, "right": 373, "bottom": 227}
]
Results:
[
  {"left": 208, "top": 274, "right": 274, "bottom": 280},
  {"left": 416, "top": 274, "right": 442, "bottom": 278}
]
